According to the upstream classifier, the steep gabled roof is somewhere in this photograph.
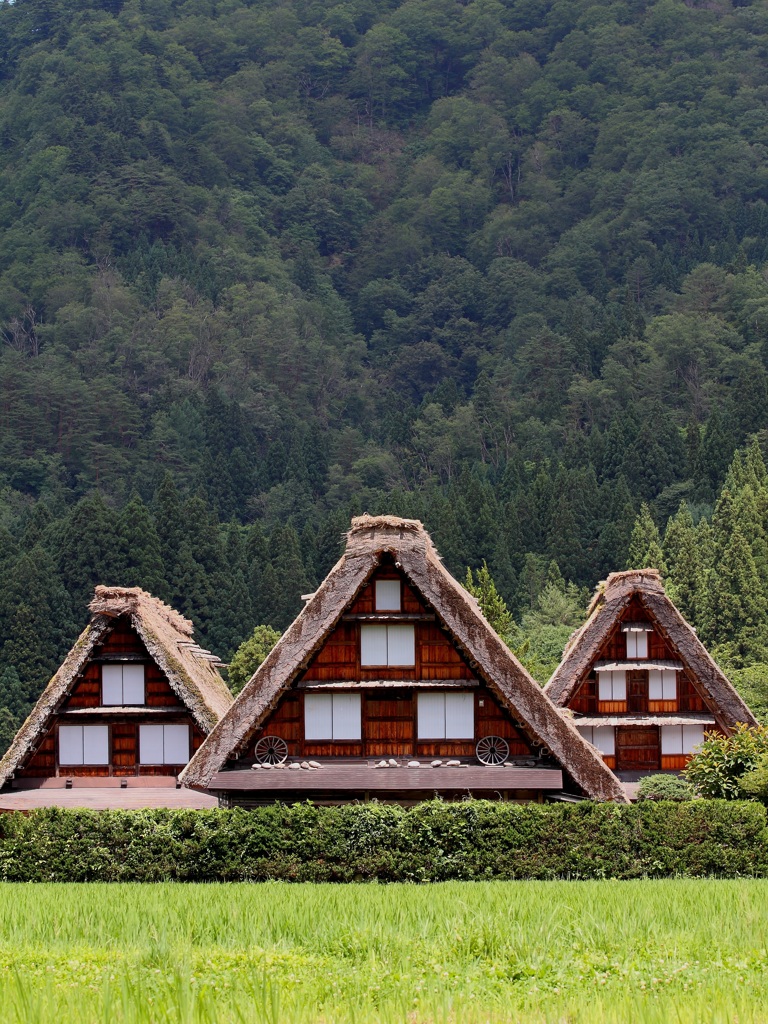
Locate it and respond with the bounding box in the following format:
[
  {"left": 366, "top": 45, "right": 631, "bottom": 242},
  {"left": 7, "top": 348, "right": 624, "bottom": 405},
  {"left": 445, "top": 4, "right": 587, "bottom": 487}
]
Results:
[
  {"left": 181, "top": 515, "right": 626, "bottom": 801},
  {"left": 545, "top": 569, "right": 757, "bottom": 730},
  {"left": 0, "top": 586, "right": 233, "bottom": 787}
]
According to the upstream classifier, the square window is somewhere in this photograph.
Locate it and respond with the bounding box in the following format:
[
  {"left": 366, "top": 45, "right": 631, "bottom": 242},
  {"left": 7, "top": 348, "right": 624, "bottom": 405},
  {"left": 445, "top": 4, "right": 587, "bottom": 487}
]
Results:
[
  {"left": 304, "top": 693, "right": 361, "bottom": 740},
  {"left": 417, "top": 692, "right": 474, "bottom": 739},
  {"left": 375, "top": 580, "right": 401, "bottom": 611},
  {"left": 139, "top": 724, "right": 189, "bottom": 764},
  {"left": 102, "top": 664, "right": 145, "bottom": 706},
  {"left": 59, "top": 725, "right": 109, "bottom": 766},
  {"left": 360, "top": 625, "right": 415, "bottom": 666}
]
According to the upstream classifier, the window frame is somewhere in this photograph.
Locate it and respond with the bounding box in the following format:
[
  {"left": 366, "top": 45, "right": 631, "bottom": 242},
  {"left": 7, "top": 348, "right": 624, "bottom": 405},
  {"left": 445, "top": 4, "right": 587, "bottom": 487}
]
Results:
[
  {"left": 58, "top": 724, "right": 110, "bottom": 766},
  {"left": 597, "top": 670, "right": 627, "bottom": 702},
  {"left": 304, "top": 692, "right": 362, "bottom": 741},
  {"left": 138, "top": 723, "right": 190, "bottom": 765},
  {"left": 101, "top": 663, "right": 146, "bottom": 706},
  {"left": 649, "top": 669, "right": 677, "bottom": 702},
  {"left": 416, "top": 691, "right": 475, "bottom": 740},
  {"left": 360, "top": 623, "right": 415, "bottom": 667},
  {"left": 661, "top": 724, "right": 704, "bottom": 755},
  {"left": 374, "top": 579, "right": 401, "bottom": 612},
  {"left": 577, "top": 724, "right": 615, "bottom": 756}
]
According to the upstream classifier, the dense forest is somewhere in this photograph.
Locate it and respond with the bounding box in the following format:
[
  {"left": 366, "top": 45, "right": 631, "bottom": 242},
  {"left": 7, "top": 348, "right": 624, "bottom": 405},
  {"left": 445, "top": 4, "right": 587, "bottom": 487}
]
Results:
[{"left": 2, "top": 0, "right": 768, "bottom": 742}]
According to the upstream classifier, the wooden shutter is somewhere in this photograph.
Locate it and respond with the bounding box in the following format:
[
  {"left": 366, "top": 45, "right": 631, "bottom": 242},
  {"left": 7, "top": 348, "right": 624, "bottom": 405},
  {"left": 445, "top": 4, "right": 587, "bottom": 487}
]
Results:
[{"left": 616, "top": 727, "right": 660, "bottom": 770}]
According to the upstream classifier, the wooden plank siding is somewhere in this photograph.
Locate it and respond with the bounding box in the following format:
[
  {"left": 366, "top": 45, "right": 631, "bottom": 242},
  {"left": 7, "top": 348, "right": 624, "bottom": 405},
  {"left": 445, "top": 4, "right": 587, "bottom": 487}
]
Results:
[
  {"left": 239, "top": 565, "right": 540, "bottom": 761},
  {"left": 17, "top": 620, "right": 204, "bottom": 778},
  {"left": 566, "top": 602, "right": 710, "bottom": 733},
  {"left": 616, "top": 727, "right": 660, "bottom": 771}
]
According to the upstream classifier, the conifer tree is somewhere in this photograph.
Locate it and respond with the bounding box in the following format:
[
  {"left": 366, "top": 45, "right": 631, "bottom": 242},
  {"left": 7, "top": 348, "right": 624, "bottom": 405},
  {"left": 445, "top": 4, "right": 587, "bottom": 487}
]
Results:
[
  {"left": 463, "top": 562, "right": 514, "bottom": 640},
  {"left": 0, "top": 706, "right": 16, "bottom": 756},
  {"left": 153, "top": 474, "right": 186, "bottom": 592},
  {"left": 267, "top": 525, "right": 310, "bottom": 630},
  {"left": 56, "top": 492, "right": 122, "bottom": 608},
  {"left": 663, "top": 502, "right": 704, "bottom": 627},
  {"left": 710, "top": 526, "right": 768, "bottom": 666},
  {"left": 626, "top": 503, "right": 665, "bottom": 572},
  {"left": 118, "top": 493, "right": 167, "bottom": 597}
]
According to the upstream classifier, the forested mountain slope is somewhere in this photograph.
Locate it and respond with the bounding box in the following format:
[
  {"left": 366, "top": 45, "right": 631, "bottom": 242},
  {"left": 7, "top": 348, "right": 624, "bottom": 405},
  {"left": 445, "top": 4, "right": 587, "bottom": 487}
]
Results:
[{"left": 2, "top": 0, "right": 768, "bottom": 735}]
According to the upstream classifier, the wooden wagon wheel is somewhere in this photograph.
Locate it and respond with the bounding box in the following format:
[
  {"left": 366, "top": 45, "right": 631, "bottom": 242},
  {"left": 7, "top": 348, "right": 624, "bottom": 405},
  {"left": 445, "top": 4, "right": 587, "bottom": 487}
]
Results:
[
  {"left": 476, "top": 735, "right": 509, "bottom": 766},
  {"left": 254, "top": 735, "right": 288, "bottom": 765}
]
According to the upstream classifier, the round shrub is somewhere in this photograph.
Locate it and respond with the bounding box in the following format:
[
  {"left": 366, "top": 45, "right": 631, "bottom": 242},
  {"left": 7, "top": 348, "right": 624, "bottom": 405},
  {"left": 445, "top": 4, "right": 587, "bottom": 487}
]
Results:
[{"left": 637, "top": 774, "right": 694, "bottom": 802}]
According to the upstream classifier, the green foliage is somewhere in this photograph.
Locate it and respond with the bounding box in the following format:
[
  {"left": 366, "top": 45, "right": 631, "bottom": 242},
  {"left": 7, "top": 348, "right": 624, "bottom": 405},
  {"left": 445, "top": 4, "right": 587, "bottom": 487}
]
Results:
[
  {"left": 0, "top": 801, "right": 765, "bottom": 882},
  {"left": 1, "top": 0, "right": 768, "bottom": 718},
  {"left": 227, "top": 625, "right": 281, "bottom": 695},
  {"left": 463, "top": 561, "right": 514, "bottom": 640},
  {"left": 637, "top": 774, "right": 695, "bottom": 803},
  {"left": 739, "top": 755, "right": 768, "bottom": 804},
  {"left": 684, "top": 724, "right": 768, "bottom": 800}
]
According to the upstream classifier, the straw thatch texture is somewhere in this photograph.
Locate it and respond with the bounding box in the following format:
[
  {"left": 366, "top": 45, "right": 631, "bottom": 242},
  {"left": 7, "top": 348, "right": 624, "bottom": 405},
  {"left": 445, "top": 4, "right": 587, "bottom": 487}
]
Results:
[
  {"left": 181, "top": 515, "right": 626, "bottom": 801},
  {"left": 545, "top": 569, "right": 758, "bottom": 730},
  {"left": 0, "top": 587, "right": 233, "bottom": 787}
]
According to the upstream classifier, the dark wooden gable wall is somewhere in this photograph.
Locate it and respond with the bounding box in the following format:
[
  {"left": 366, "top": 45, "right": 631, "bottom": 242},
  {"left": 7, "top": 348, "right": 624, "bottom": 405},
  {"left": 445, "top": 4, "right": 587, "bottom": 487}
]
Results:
[
  {"left": 18, "top": 618, "right": 205, "bottom": 778},
  {"left": 243, "top": 566, "right": 538, "bottom": 762},
  {"left": 567, "top": 597, "right": 708, "bottom": 716}
]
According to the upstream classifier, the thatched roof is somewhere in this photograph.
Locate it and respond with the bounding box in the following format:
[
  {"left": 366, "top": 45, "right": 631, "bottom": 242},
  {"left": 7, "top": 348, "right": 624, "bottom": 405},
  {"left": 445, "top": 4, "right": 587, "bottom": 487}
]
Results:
[
  {"left": 181, "top": 515, "right": 626, "bottom": 801},
  {"left": 545, "top": 569, "right": 758, "bottom": 730},
  {"left": 0, "top": 586, "right": 233, "bottom": 786}
]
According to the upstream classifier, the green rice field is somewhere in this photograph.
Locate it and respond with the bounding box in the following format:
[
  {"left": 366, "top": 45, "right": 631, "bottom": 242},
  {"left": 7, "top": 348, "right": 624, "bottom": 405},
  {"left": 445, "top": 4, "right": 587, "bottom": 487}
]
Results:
[{"left": 0, "top": 881, "right": 765, "bottom": 1023}]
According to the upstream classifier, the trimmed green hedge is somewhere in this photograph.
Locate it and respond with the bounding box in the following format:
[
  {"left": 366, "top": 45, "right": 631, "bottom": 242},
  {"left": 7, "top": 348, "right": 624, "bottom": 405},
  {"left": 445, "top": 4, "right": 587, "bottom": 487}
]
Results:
[{"left": 0, "top": 800, "right": 766, "bottom": 882}]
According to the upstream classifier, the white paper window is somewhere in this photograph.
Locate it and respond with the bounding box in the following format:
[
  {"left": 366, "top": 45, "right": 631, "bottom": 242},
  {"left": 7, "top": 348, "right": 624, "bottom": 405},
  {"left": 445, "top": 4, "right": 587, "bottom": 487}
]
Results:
[
  {"left": 59, "top": 725, "right": 109, "bottom": 766},
  {"left": 577, "top": 725, "right": 615, "bottom": 756},
  {"left": 626, "top": 632, "right": 648, "bottom": 658},
  {"left": 597, "top": 670, "right": 626, "bottom": 701},
  {"left": 649, "top": 669, "right": 677, "bottom": 701},
  {"left": 360, "top": 624, "right": 415, "bottom": 666},
  {"left": 683, "top": 725, "right": 705, "bottom": 753},
  {"left": 375, "top": 580, "right": 401, "bottom": 611},
  {"left": 304, "top": 693, "right": 361, "bottom": 740},
  {"left": 387, "top": 625, "right": 415, "bottom": 666},
  {"left": 102, "top": 664, "right": 145, "bottom": 705},
  {"left": 661, "top": 725, "right": 704, "bottom": 755},
  {"left": 139, "top": 724, "right": 189, "bottom": 764},
  {"left": 417, "top": 692, "right": 474, "bottom": 739}
]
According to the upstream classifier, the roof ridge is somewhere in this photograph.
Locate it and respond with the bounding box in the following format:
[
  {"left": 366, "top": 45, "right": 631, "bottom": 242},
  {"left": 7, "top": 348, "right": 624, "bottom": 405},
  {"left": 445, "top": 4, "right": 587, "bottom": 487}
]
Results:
[{"left": 89, "top": 585, "right": 194, "bottom": 636}]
